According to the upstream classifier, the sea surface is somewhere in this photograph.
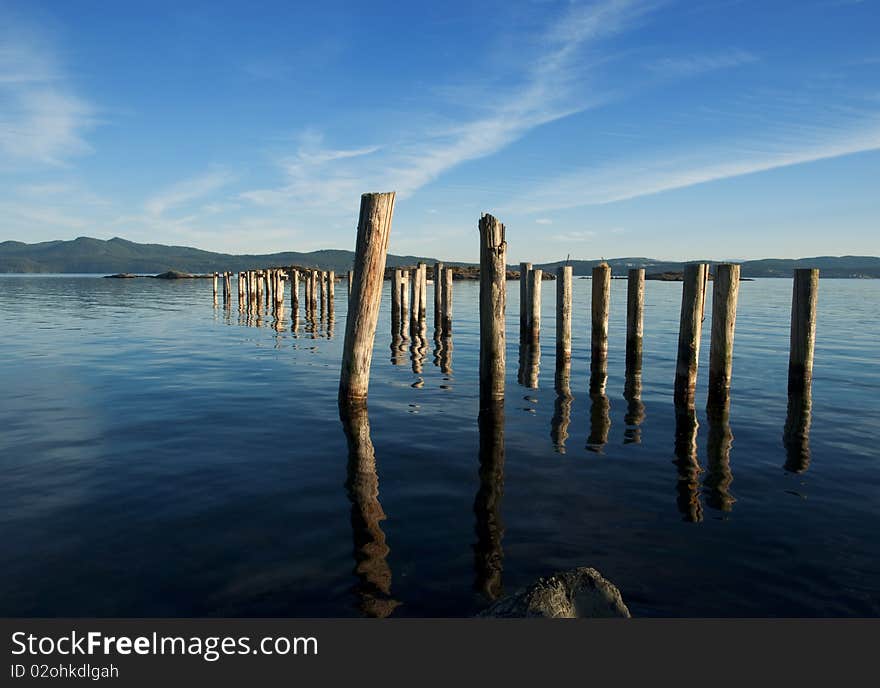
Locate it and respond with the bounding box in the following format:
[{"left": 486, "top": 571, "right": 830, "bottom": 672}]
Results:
[{"left": 0, "top": 274, "right": 878, "bottom": 617}]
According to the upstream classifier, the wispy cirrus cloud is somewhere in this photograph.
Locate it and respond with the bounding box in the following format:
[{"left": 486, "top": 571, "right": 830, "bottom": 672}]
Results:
[
  {"left": 0, "top": 19, "right": 98, "bottom": 167},
  {"left": 504, "top": 114, "right": 880, "bottom": 214},
  {"left": 145, "top": 169, "right": 237, "bottom": 217},
  {"left": 241, "top": 0, "right": 659, "bottom": 211},
  {"left": 647, "top": 49, "right": 758, "bottom": 78}
]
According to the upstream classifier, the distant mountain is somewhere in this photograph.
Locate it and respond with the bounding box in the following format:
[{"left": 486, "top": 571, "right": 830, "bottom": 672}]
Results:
[
  {"left": 535, "top": 256, "right": 880, "bottom": 279},
  {"left": 1, "top": 237, "right": 877, "bottom": 278},
  {"left": 0, "top": 237, "right": 437, "bottom": 274}
]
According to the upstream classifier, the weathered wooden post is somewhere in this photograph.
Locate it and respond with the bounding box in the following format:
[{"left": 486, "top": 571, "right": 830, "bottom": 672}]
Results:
[
  {"left": 290, "top": 269, "right": 299, "bottom": 313},
  {"left": 788, "top": 268, "right": 819, "bottom": 396},
  {"left": 528, "top": 268, "right": 542, "bottom": 341},
  {"left": 519, "top": 262, "right": 532, "bottom": 335},
  {"left": 591, "top": 262, "right": 611, "bottom": 378},
  {"left": 626, "top": 268, "right": 644, "bottom": 376},
  {"left": 417, "top": 263, "right": 427, "bottom": 324},
  {"left": 212, "top": 272, "right": 218, "bottom": 302},
  {"left": 441, "top": 268, "right": 453, "bottom": 333},
  {"left": 674, "top": 263, "right": 709, "bottom": 407},
  {"left": 391, "top": 269, "right": 402, "bottom": 336},
  {"left": 339, "top": 192, "right": 396, "bottom": 403},
  {"left": 433, "top": 262, "right": 443, "bottom": 331},
  {"left": 256, "top": 270, "right": 264, "bottom": 307},
  {"left": 311, "top": 271, "right": 319, "bottom": 313},
  {"left": 318, "top": 270, "right": 326, "bottom": 315},
  {"left": 327, "top": 270, "right": 335, "bottom": 318},
  {"left": 479, "top": 213, "right": 507, "bottom": 407},
  {"left": 224, "top": 272, "right": 232, "bottom": 304},
  {"left": 400, "top": 271, "right": 411, "bottom": 340},
  {"left": 556, "top": 266, "right": 572, "bottom": 368},
  {"left": 707, "top": 263, "right": 741, "bottom": 408}
]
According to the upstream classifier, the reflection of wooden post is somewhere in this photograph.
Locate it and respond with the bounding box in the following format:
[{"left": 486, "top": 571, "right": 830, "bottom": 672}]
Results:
[
  {"left": 474, "top": 400, "right": 505, "bottom": 601},
  {"left": 705, "top": 403, "right": 735, "bottom": 512},
  {"left": 707, "top": 263, "right": 740, "bottom": 408},
  {"left": 519, "top": 262, "right": 532, "bottom": 336},
  {"left": 586, "top": 389, "right": 610, "bottom": 453},
  {"left": 528, "top": 268, "right": 542, "bottom": 341},
  {"left": 441, "top": 269, "right": 453, "bottom": 333},
  {"left": 784, "top": 386, "right": 812, "bottom": 473},
  {"left": 339, "top": 192, "right": 395, "bottom": 403},
  {"left": 347, "top": 270, "right": 353, "bottom": 298},
  {"left": 479, "top": 214, "right": 507, "bottom": 408},
  {"left": 788, "top": 268, "right": 819, "bottom": 396},
  {"left": 433, "top": 262, "right": 443, "bottom": 332},
  {"left": 674, "top": 263, "right": 708, "bottom": 407},
  {"left": 552, "top": 340, "right": 572, "bottom": 454},
  {"left": 591, "top": 263, "right": 611, "bottom": 380},
  {"left": 340, "top": 401, "right": 399, "bottom": 618},
  {"left": 673, "top": 405, "right": 703, "bottom": 523}
]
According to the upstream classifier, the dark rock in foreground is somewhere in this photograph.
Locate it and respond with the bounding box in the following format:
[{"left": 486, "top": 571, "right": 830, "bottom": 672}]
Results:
[{"left": 479, "top": 567, "right": 631, "bottom": 618}]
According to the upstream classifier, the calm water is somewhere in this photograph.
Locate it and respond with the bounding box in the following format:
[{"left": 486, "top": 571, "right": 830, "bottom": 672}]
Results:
[{"left": 1, "top": 275, "right": 878, "bottom": 617}]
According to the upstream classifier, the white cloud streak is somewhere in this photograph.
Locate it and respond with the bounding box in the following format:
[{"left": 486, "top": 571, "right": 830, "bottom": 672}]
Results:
[
  {"left": 0, "top": 20, "right": 97, "bottom": 166},
  {"left": 145, "top": 169, "right": 237, "bottom": 217}
]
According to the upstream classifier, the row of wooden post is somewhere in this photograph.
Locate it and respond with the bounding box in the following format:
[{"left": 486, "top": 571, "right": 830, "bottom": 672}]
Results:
[{"left": 323, "top": 194, "right": 818, "bottom": 476}]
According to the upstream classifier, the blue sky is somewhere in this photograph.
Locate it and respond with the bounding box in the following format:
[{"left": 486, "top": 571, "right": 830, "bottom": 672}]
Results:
[{"left": 1, "top": 0, "right": 878, "bottom": 262}]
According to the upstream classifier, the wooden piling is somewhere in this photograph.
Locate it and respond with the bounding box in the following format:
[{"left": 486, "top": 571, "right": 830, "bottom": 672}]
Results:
[
  {"left": 441, "top": 268, "right": 453, "bottom": 333},
  {"left": 591, "top": 263, "right": 611, "bottom": 374},
  {"left": 212, "top": 272, "right": 218, "bottom": 300},
  {"left": 339, "top": 192, "right": 396, "bottom": 403},
  {"left": 625, "top": 268, "right": 645, "bottom": 375},
  {"left": 528, "top": 268, "right": 542, "bottom": 341},
  {"left": 290, "top": 269, "right": 299, "bottom": 312},
  {"left": 418, "top": 263, "right": 427, "bottom": 323},
  {"left": 433, "top": 262, "right": 443, "bottom": 331},
  {"left": 556, "top": 266, "right": 572, "bottom": 367},
  {"left": 674, "top": 263, "right": 709, "bottom": 407},
  {"left": 400, "top": 271, "right": 410, "bottom": 340},
  {"left": 224, "top": 272, "right": 231, "bottom": 304},
  {"left": 327, "top": 270, "right": 335, "bottom": 317},
  {"left": 478, "top": 213, "right": 507, "bottom": 407},
  {"left": 788, "top": 268, "right": 819, "bottom": 396},
  {"left": 519, "top": 262, "right": 532, "bottom": 334},
  {"left": 707, "top": 263, "right": 741, "bottom": 407},
  {"left": 391, "top": 269, "right": 402, "bottom": 335}
]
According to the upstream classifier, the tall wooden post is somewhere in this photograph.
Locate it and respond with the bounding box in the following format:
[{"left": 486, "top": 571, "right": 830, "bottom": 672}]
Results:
[
  {"left": 339, "top": 192, "right": 396, "bottom": 403},
  {"left": 290, "top": 269, "right": 299, "bottom": 313},
  {"left": 479, "top": 213, "right": 507, "bottom": 407},
  {"left": 707, "top": 263, "right": 741, "bottom": 408},
  {"left": 674, "top": 263, "right": 709, "bottom": 407},
  {"left": 391, "top": 269, "right": 402, "bottom": 335},
  {"left": 626, "top": 268, "right": 644, "bottom": 375},
  {"left": 212, "top": 272, "right": 218, "bottom": 301},
  {"left": 528, "top": 268, "right": 542, "bottom": 341},
  {"left": 433, "top": 262, "right": 443, "bottom": 331},
  {"left": 327, "top": 270, "right": 335, "bottom": 318},
  {"left": 418, "top": 263, "right": 427, "bottom": 324},
  {"left": 591, "top": 263, "right": 611, "bottom": 377},
  {"left": 556, "top": 266, "right": 572, "bottom": 367},
  {"left": 519, "top": 262, "right": 532, "bottom": 335},
  {"left": 441, "top": 268, "right": 453, "bottom": 333},
  {"left": 400, "top": 271, "right": 410, "bottom": 340},
  {"left": 788, "top": 268, "right": 819, "bottom": 396}
]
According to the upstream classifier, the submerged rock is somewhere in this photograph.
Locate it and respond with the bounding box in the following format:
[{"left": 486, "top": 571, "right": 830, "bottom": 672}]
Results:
[
  {"left": 104, "top": 273, "right": 137, "bottom": 278},
  {"left": 479, "top": 567, "right": 630, "bottom": 618}
]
